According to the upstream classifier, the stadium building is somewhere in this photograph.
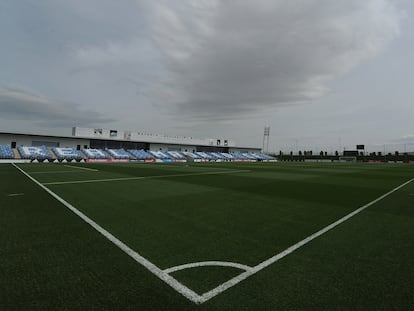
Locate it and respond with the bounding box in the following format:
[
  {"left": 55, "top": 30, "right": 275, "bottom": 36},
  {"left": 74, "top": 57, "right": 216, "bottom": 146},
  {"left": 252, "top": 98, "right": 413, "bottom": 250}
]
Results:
[{"left": 0, "top": 127, "right": 274, "bottom": 163}]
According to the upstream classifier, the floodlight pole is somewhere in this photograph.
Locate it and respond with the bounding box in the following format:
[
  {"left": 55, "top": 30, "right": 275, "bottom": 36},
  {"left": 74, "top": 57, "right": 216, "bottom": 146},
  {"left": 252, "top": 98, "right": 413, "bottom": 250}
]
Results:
[{"left": 263, "top": 126, "right": 270, "bottom": 153}]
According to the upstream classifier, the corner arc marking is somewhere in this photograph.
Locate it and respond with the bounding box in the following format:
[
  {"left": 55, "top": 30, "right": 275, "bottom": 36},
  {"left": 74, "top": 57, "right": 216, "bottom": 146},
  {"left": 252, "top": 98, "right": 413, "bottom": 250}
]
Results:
[{"left": 164, "top": 261, "right": 252, "bottom": 274}]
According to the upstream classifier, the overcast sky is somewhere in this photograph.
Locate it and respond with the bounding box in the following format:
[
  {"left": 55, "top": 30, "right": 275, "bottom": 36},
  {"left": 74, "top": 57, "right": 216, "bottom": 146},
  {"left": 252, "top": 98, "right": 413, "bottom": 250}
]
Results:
[{"left": 1, "top": 0, "right": 413, "bottom": 152}]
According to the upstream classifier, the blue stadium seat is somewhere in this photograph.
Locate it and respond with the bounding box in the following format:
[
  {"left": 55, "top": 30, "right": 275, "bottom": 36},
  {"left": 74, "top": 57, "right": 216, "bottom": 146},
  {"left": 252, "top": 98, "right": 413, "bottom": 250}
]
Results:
[
  {"left": 182, "top": 152, "right": 202, "bottom": 159},
  {"left": 231, "top": 152, "right": 249, "bottom": 160},
  {"left": 82, "top": 148, "right": 109, "bottom": 159},
  {"left": 195, "top": 152, "right": 213, "bottom": 160},
  {"left": 149, "top": 151, "right": 171, "bottom": 159},
  {"left": 0, "top": 145, "right": 14, "bottom": 159},
  {"left": 242, "top": 153, "right": 257, "bottom": 160},
  {"left": 52, "top": 147, "right": 83, "bottom": 160},
  {"left": 17, "top": 146, "right": 52, "bottom": 160},
  {"left": 106, "top": 149, "right": 133, "bottom": 159},
  {"left": 128, "top": 149, "right": 154, "bottom": 160},
  {"left": 166, "top": 151, "right": 186, "bottom": 159},
  {"left": 208, "top": 152, "right": 226, "bottom": 159}
]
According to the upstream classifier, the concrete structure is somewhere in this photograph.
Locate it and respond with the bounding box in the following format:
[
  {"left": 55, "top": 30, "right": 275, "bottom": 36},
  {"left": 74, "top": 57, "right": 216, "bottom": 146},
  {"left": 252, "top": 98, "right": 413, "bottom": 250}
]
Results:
[{"left": 0, "top": 127, "right": 261, "bottom": 153}]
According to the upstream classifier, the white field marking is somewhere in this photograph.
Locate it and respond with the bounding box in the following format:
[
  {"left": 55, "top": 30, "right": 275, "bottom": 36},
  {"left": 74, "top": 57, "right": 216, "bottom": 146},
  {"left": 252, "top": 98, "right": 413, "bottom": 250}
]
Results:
[
  {"left": 29, "top": 170, "right": 87, "bottom": 174},
  {"left": 197, "top": 177, "right": 414, "bottom": 304},
  {"left": 12, "top": 163, "right": 204, "bottom": 304},
  {"left": 7, "top": 193, "right": 25, "bottom": 197},
  {"left": 63, "top": 165, "right": 98, "bottom": 172},
  {"left": 42, "top": 169, "right": 251, "bottom": 186},
  {"left": 163, "top": 261, "right": 252, "bottom": 274},
  {"left": 131, "top": 163, "right": 239, "bottom": 170},
  {"left": 13, "top": 162, "right": 414, "bottom": 304}
]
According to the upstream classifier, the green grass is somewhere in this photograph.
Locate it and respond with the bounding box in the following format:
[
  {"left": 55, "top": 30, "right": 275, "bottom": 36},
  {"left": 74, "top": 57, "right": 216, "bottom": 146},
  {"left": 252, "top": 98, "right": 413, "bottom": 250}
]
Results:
[{"left": 1, "top": 162, "right": 414, "bottom": 310}]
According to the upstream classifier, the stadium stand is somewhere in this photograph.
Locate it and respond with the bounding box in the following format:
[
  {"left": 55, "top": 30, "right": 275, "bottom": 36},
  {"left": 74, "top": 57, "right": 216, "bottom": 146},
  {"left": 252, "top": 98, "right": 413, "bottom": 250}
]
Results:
[
  {"left": 166, "top": 151, "right": 186, "bottom": 160},
  {"left": 52, "top": 147, "right": 83, "bottom": 161},
  {"left": 82, "top": 148, "right": 109, "bottom": 159},
  {"left": 0, "top": 145, "right": 14, "bottom": 159},
  {"left": 220, "top": 153, "right": 234, "bottom": 160},
  {"left": 241, "top": 153, "right": 258, "bottom": 160},
  {"left": 18, "top": 146, "right": 53, "bottom": 160},
  {"left": 195, "top": 152, "right": 214, "bottom": 160},
  {"left": 249, "top": 153, "right": 275, "bottom": 160},
  {"left": 106, "top": 149, "right": 134, "bottom": 159},
  {"left": 182, "top": 151, "right": 202, "bottom": 160},
  {"left": 209, "top": 152, "right": 227, "bottom": 160},
  {"left": 149, "top": 151, "right": 171, "bottom": 160},
  {"left": 231, "top": 152, "right": 249, "bottom": 161},
  {"left": 128, "top": 149, "right": 154, "bottom": 160}
]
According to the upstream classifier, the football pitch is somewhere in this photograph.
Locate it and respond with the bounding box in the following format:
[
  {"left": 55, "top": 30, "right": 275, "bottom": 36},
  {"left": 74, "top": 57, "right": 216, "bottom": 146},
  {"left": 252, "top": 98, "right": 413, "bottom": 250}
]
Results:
[{"left": 1, "top": 162, "right": 414, "bottom": 310}]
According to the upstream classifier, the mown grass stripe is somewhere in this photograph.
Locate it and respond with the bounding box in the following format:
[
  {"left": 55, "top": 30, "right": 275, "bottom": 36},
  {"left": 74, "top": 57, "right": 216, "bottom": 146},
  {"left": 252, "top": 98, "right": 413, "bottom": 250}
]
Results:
[{"left": 42, "top": 169, "right": 251, "bottom": 185}]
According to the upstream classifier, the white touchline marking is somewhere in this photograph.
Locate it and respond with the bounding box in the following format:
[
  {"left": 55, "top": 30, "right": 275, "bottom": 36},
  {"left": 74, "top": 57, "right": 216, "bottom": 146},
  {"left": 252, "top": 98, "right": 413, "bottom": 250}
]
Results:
[
  {"left": 12, "top": 163, "right": 414, "bottom": 304},
  {"left": 197, "top": 177, "right": 414, "bottom": 304},
  {"left": 163, "top": 261, "right": 252, "bottom": 274},
  {"left": 42, "top": 170, "right": 251, "bottom": 185},
  {"left": 63, "top": 165, "right": 98, "bottom": 172},
  {"left": 7, "top": 193, "right": 25, "bottom": 197},
  {"left": 12, "top": 163, "right": 204, "bottom": 304}
]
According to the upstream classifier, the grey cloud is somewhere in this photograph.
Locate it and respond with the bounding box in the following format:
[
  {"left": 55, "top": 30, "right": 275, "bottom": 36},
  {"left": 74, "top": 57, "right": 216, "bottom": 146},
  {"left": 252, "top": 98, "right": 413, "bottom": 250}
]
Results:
[
  {"left": 150, "top": 0, "right": 402, "bottom": 119},
  {"left": 0, "top": 88, "right": 114, "bottom": 127}
]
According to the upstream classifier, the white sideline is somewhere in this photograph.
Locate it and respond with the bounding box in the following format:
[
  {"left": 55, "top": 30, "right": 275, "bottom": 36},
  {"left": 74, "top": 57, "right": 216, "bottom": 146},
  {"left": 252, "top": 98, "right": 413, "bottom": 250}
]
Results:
[
  {"left": 12, "top": 163, "right": 414, "bottom": 304},
  {"left": 42, "top": 169, "right": 251, "bottom": 185},
  {"left": 12, "top": 163, "right": 204, "bottom": 304},
  {"left": 63, "top": 165, "right": 98, "bottom": 171},
  {"left": 163, "top": 261, "right": 252, "bottom": 274}
]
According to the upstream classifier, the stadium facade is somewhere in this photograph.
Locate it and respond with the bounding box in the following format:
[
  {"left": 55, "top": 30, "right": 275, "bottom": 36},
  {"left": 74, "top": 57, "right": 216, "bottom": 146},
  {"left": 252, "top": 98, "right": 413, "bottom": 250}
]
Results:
[{"left": 0, "top": 127, "right": 261, "bottom": 153}]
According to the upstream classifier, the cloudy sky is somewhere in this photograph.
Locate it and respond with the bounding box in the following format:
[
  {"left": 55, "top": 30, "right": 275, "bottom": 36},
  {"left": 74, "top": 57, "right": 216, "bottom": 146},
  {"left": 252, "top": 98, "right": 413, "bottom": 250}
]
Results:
[{"left": 0, "top": 0, "right": 413, "bottom": 152}]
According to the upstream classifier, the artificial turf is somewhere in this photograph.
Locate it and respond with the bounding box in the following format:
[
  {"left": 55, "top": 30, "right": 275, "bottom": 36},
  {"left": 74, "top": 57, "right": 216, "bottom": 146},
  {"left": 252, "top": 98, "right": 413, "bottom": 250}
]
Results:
[{"left": 1, "top": 162, "right": 413, "bottom": 310}]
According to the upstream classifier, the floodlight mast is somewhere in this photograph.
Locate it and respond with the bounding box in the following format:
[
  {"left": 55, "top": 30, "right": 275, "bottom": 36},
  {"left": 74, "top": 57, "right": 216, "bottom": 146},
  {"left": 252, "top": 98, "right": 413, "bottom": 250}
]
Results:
[{"left": 263, "top": 126, "right": 270, "bottom": 153}]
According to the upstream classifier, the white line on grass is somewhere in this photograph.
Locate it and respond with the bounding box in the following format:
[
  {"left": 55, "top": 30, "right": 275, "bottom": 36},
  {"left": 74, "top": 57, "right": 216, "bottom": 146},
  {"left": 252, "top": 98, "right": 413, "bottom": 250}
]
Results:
[
  {"left": 42, "top": 169, "right": 251, "bottom": 185},
  {"left": 30, "top": 170, "right": 88, "bottom": 174},
  {"left": 197, "top": 177, "right": 414, "bottom": 303},
  {"left": 7, "top": 193, "right": 25, "bottom": 197},
  {"left": 12, "top": 163, "right": 414, "bottom": 304},
  {"left": 63, "top": 165, "right": 98, "bottom": 171},
  {"left": 12, "top": 163, "right": 204, "bottom": 304},
  {"left": 164, "top": 261, "right": 252, "bottom": 274}
]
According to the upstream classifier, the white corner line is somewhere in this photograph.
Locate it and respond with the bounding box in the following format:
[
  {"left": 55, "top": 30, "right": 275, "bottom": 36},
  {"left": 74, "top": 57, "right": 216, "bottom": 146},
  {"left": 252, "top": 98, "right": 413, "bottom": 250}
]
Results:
[
  {"left": 63, "top": 165, "right": 99, "bottom": 171},
  {"left": 42, "top": 169, "right": 251, "bottom": 186},
  {"left": 198, "top": 177, "right": 414, "bottom": 303},
  {"left": 164, "top": 261, "right": 252, "bottom": 274},
  {"left": 11, "top": 163, "right": 204, "bottom": 304},
  {"left": 12, "top": 163, "right": 413, "bottom": 305}
]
